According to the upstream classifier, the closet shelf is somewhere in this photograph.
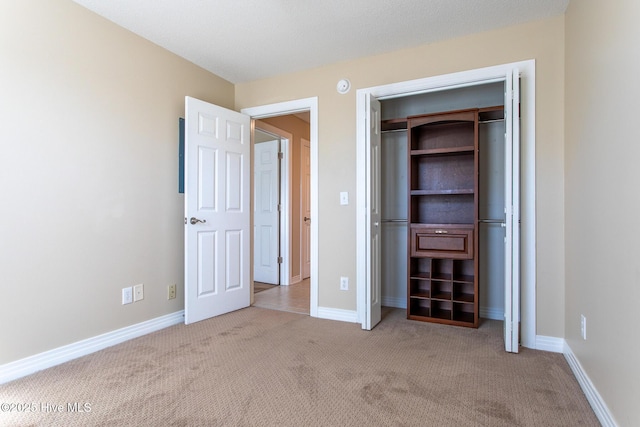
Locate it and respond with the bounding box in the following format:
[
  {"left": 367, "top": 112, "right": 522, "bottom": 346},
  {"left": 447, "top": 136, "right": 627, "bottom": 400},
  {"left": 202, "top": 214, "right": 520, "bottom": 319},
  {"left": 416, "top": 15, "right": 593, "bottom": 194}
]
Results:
[
  {"left": 410, "top": 189, "right": 474, "bottom": 196},
  {"left": 381, "top": 118, "right": 408, "bottom": 132},
  {"left": 411, "top": 146, "right": 475, "bottom": 156},
  {"left": 453, "top": 274, "right": 474, "bottom": 283},
  {"left": 410, "top": 293, "right": 430, "bottom": 300},
  {"left": 432, "top": 292, "right": 452, "bottom": 301},
  {"left": 431, "top": 308, "right": 452, "bottom": 320},
  {"left": 454, "top": 293, "right": 475, "bottom": 303}
]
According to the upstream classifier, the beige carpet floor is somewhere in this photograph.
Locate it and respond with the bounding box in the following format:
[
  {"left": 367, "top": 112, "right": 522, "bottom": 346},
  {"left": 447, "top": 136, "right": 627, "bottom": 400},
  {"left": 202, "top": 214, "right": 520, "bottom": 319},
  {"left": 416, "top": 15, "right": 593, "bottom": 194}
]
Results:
[{"left": 0, "top": 307, "right": 598, "bottom": 426}]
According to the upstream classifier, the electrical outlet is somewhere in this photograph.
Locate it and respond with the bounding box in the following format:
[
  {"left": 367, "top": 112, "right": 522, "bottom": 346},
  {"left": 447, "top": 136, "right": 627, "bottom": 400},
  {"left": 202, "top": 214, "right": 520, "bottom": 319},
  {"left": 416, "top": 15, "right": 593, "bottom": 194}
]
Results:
[
  {"left": 340, "top": 276, "right": 349, "bottom": 291},
  {"left": 133, "top": 283, "right": 144, "bottom": 302},
  {"left": 580, "top": 315, "right": 587, "bottom": 340},
  {"left": 122, "top": 287, "right": 133, "bottom": 305},
  {"left": 168, "top": 284, "right": 176, "bottom": 300}
]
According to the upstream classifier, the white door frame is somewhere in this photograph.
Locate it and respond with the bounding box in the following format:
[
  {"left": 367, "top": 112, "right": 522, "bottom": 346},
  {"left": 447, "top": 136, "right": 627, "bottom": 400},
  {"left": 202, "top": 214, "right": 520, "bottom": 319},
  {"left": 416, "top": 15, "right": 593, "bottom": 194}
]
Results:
[
  {"left": 254, "top": 122, "right": 293, "bottom": 286},
  {"left": 242, "top": 98, "right": 319, "bottom": 318},
  {"left": 356, "top": 61, "right": 536, "bottom": 349}
]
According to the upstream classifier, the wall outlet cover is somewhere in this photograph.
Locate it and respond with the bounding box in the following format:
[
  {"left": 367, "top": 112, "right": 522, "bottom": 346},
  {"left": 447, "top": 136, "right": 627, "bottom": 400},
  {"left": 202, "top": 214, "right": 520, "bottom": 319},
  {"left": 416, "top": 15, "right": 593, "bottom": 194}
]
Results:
[
  {"left": 133, "top": 284, "right": 144, "bottom": 302},
  {"left": 168, "top": 284, "right": 177, "bottom": 300}
]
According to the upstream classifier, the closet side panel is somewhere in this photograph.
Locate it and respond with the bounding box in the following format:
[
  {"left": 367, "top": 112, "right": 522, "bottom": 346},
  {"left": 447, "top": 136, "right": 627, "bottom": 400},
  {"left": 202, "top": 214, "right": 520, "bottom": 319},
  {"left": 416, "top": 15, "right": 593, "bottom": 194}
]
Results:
[
  {"left": 479, "top": 119, "right": 506, "bottom": 320},
  {"left": 380, "top": 130, "right": 408, "bottom": 308}
]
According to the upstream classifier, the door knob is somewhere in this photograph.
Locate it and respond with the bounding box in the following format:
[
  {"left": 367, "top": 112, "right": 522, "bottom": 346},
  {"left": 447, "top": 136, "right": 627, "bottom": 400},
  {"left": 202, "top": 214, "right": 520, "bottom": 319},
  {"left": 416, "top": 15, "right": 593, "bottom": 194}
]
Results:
[
  {"left": 304, "top": 217, "right": 311, "bottom": 222},
  {"left": 190, "top": 217, "right": 206, "bottom": 225}
]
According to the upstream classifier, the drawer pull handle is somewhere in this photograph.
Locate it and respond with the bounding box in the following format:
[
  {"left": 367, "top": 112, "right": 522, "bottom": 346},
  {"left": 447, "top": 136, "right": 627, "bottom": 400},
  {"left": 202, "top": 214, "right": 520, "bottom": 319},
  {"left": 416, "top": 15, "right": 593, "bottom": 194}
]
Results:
[{"left": 434, "top": 230, "right": 448, "bottom": 234}]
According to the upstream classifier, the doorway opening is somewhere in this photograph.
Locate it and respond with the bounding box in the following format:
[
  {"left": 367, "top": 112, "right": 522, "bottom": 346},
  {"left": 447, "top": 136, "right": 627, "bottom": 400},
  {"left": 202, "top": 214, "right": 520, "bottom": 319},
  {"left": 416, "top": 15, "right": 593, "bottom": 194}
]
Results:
[
  {"left": 244, "top": 98, "right": 318, "bottom": 317},
  {"left": 252, "top": 118, "right": 311, "bottom": 314},
  {"left": 253, "top": 125, "right": 290, "bottom": 288}
]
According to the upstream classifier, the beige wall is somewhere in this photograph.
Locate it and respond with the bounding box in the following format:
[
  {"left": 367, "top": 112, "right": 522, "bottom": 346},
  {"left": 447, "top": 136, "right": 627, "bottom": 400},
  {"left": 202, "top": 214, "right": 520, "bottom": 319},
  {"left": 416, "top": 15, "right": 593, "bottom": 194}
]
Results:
[
  {"left": 257, "top": 116, "right": 310, "bottom": 282},
  {"left": 565, "top": 1, "right": 640, "bottom": 425},
  {"left": 236, "top": 16, "right": 566, "bottom": 336},
  {"left": 0, "top": 0, "right": 234, "bottom": 364},
  {"left": 4, "top": 1, "right": 636, "bottom": 420}
]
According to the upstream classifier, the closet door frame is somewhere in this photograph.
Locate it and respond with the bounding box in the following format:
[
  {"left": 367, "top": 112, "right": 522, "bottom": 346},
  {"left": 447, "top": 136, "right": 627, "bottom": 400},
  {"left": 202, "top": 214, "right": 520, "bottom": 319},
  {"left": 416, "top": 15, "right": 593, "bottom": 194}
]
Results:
[{"left": 355, "top": 60, "right": 536, "bottom": 350}]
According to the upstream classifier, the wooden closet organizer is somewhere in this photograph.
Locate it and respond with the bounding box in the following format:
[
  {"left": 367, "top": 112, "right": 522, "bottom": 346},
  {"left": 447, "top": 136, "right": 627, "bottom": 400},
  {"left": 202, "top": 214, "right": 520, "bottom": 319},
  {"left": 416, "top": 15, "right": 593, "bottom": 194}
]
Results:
[{"left": 384, "top": 108, "right": 480, "bottom": 328}]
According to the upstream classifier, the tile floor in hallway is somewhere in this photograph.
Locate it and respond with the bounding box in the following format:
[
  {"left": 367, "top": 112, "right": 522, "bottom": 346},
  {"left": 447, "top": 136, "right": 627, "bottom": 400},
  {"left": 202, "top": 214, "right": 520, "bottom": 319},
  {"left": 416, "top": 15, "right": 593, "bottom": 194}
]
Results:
[{"left": 252, "top": 278, "right": 310, "bottom": 315}]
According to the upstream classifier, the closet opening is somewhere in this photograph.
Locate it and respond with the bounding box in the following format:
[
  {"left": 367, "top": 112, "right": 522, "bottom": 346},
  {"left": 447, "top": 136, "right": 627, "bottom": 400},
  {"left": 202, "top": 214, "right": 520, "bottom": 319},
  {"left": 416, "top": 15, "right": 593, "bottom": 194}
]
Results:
[
  {"left": 356, "top": 60, "right": 535, "bottom": 351},
  {"left": 379, "top": 82, "right": 507, "bottom": 325}
]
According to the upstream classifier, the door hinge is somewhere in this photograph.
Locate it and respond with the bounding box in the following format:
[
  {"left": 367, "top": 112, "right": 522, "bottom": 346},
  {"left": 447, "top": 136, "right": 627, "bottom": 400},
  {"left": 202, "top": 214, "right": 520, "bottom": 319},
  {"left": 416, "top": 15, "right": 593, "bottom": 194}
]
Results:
[
  {"left": 277, "top": 204, "right": 282, "bottom": 212},
  {"left": 278, "top": 152, "right": 284, "bottom": 160},
  {"left": 184, "top": 217, "right": 187, "bottom": 225},
  {"left": 277, "top": 257, "right": 283, "bottom": 264},
  {"left": 505, "top": 89, "right": 517, "bottom": 101}
]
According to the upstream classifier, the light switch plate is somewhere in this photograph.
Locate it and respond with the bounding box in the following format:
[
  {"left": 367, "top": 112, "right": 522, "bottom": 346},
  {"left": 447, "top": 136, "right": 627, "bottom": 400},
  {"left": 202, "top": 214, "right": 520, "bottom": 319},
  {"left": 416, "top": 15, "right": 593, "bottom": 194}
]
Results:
[{"left": 340, "top": 192, "right": 349, "bottom": 205}]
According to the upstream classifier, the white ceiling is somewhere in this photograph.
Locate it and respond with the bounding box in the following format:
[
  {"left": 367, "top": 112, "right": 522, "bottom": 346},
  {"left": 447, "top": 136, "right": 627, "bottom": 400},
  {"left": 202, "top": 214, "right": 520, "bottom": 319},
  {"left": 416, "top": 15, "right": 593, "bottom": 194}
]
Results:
[{"left": 72, "top": 0, "right": 569, "bottom": 84}]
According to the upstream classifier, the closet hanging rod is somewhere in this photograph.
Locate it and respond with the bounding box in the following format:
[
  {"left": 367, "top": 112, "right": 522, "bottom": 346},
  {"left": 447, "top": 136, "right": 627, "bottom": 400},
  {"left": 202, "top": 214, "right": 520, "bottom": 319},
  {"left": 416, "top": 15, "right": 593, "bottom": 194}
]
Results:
[
  {"left": 381, "top": 128, "right": 408, "bottom": 134},
  {"left": 381, "top": 219, "right": 408, "bottom": 223},
  {"left": 478, "top": 219, "right": 505, "bottom": 224},
  {"left": 478, "top": 118, "right": 505, "bottom": 124}
]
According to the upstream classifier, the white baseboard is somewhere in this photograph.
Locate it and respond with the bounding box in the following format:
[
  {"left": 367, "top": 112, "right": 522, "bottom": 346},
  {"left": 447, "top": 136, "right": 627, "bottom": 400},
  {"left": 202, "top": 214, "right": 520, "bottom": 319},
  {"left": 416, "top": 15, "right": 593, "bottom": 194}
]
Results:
[
  {"left": 480, "top": 307, "right": 503, "bottom": 321},
  {"left": 316, "top": 306, "right": 359, "bottom": 323},
  {"left": 0, "top": 310, "right": 185, "bottom": 385},
  {"left": 382, "top": 296, "right": 405, "bottom": 309},
  {"left": 564, "top": 342, "right": 618, "bottom": 427},
  {"left": 535, "top": 335, "right": 565, "bottom": 353}
]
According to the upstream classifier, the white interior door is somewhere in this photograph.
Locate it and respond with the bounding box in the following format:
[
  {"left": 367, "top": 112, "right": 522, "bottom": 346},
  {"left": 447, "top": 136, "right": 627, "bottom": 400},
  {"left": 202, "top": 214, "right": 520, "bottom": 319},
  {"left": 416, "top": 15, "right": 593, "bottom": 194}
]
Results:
[
  {"left": 184, "top": 96, "right": 251, "bottom": 325},
  {"left": 302, "top": 138, "right": 311, "bottom": 279},
  {"left": 365, "top": 94, "right": 382, "bottom": 330},
  {"left": 504, "top": 69, "right": 521, "bottom": 352},
  {"left": 254, "top": 139, "right": 280, "bottom": 284}
]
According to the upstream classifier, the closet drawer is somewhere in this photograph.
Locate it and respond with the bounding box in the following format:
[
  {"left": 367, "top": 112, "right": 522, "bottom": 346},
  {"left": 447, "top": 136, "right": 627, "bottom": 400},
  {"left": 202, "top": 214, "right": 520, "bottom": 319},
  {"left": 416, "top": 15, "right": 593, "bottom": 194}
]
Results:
[{"left": 410, "top": 225, "right": 474, "bottom": 259}]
